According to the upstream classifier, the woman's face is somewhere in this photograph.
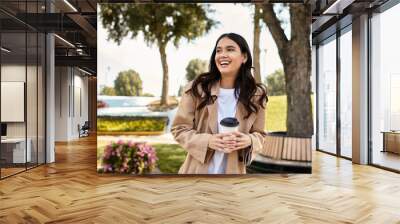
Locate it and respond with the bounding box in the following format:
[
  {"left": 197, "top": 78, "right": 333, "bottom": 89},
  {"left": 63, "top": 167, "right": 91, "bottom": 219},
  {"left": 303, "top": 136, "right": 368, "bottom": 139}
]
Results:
[{"left": 215, "top": 37, "right": 247, "bottom": 78}]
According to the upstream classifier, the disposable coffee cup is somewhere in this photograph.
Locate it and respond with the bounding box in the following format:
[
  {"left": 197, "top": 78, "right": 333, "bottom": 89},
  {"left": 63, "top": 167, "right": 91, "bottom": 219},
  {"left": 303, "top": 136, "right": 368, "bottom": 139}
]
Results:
[{"left": 219, "top": 117, "right": 239, "bottom": 133}]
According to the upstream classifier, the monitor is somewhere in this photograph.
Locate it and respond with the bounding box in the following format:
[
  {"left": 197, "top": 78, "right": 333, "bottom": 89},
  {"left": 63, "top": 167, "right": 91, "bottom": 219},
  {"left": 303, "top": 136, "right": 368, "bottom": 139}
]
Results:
[{"left": 1, "top": 123, "right": 7, "bottom": 137}]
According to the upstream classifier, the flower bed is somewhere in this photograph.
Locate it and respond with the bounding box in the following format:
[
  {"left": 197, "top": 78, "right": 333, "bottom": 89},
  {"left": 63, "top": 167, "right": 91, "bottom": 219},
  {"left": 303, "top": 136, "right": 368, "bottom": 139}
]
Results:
[{"left": 98, "top": 140, "right": 158, "bottom": 174}]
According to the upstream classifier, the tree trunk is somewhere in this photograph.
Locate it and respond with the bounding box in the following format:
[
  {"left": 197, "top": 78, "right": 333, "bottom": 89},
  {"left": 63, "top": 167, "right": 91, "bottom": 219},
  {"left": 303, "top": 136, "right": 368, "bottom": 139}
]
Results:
[
  {"left": 285, "top": 4, "right": 313, "bottom": 137},
  {"left": 253, "top": 4, "right": 262, "bottom": 83},
  {"left": 282, "top": 48, "right": 313, "bottom": 137},
  {"left": 159, "top": 42, "right": 169, "bottom": 106},
  {"left": 262, "top": 3, "right": 313, "bottom": 137}
]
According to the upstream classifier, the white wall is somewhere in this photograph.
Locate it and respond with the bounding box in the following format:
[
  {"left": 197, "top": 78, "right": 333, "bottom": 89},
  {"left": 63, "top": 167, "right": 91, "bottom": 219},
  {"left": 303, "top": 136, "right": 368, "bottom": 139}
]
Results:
[
  {"left": 55, "top": 66, "right": 69, "bottom": 141},
  {"left": 55, "top": 67, "right": 89, "bottom": 141}
]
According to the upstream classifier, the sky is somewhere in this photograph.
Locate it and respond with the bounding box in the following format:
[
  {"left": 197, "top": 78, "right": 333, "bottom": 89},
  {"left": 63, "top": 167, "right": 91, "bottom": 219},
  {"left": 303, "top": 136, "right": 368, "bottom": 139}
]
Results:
[{"left": 97, "top": 3, "right": 287, "bottom": 97}]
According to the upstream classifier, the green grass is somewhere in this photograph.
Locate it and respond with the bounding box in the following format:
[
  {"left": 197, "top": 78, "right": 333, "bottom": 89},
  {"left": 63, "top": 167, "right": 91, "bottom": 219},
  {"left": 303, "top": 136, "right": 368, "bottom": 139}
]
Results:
[
  {"left": 266, "top": 95, "right": 287, "bottom": 132},
  {"left": 152, "top": 144, "right": 187, "bottom": 174},
  {"left": 265, "top": 95, "right": 314, "bottom": 132}
]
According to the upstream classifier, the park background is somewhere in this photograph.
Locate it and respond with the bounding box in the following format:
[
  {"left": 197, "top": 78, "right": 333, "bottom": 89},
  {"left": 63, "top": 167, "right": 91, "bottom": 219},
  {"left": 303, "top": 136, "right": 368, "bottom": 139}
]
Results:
[{"left": 96, "top": 3, "right": 311, "bottom": 174}]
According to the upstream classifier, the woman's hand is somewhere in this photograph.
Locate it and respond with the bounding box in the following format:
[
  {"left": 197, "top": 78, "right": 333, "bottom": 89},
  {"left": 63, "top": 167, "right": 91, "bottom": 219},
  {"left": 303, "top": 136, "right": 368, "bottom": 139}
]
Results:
[
  {"left": 208, "top": 132, "right": 252, "bottom": 153},
  {"left": 224, "top": 131, "right": 251, "bottom": 153},
  {"left": 208, "top": 133, "right": 231, "bottom": 153}
]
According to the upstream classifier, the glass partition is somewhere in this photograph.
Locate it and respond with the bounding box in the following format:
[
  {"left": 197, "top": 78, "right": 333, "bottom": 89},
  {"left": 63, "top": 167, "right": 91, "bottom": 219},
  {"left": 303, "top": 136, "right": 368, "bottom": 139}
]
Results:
[
  {"left": 1, "top": 31, "right": 28, "bottom": 177},
  {"left": 317, "top": 35, "right": 337, "bottom": 155},
  {"left": 339, "top": 28, "right": 352, "bottom": 158},
  {"left": 0, "top": 1, "right": 46, "bottom": 179}
]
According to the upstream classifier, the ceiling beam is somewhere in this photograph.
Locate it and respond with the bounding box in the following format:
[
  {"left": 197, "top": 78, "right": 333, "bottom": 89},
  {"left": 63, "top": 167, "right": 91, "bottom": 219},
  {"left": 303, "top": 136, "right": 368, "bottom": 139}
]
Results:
[
  {"left": 55, "top": 55, "right": 96, "bottom": 74},
  {"left": 67, "top": 13, "right": 97, "bottom": 45}
]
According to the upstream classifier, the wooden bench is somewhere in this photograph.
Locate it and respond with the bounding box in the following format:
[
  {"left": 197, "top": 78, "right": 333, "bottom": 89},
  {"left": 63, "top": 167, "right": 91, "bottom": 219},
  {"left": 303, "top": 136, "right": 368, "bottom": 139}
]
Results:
[
  {"left": 259, "top": 133, "right": 312, "bottom": 162},
  {"left": 261, "top": 134, "right": 284, "bottom": 160}
]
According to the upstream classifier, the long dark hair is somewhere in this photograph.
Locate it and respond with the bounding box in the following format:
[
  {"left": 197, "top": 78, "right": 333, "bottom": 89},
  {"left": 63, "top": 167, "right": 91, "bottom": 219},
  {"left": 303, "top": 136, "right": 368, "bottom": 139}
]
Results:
[{"left": 189, "top": 33, "right": 268, "bottom": 119}]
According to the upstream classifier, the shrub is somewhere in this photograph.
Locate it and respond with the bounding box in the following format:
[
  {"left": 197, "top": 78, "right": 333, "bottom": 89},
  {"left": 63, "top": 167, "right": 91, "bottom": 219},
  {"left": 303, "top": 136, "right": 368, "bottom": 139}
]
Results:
[
  {"left": 98, "top": 140, "right": 158, "bottom": 174},
  {"left": 97, "top": 117, "right": 167, "bottom": 132}
]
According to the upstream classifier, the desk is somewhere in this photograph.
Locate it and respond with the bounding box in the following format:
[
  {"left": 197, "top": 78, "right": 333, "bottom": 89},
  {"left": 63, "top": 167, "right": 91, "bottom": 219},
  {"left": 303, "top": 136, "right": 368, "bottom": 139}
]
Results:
[
  {"left": 1, "top": 138, "right": 31, "bottom": 163},
  {"left": 382, "top": 131, "right": 400, "bottom": 154}
]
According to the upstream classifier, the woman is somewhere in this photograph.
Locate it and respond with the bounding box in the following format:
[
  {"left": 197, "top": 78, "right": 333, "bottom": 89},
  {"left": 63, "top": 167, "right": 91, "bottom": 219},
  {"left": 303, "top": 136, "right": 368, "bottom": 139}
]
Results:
[{"left": 171, "top": 33, "right": 268, "bottom": 174}]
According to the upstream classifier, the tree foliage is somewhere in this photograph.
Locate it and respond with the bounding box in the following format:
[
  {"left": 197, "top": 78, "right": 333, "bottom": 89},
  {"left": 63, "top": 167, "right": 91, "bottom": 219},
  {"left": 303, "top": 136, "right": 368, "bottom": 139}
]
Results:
[
  {"left": 100, "top": 86, "right": 116, "bottom": 96},
  {"left": 265, "top": 69, "right": 285, "bottom": 96},
  {"left": 100, "top": 3, "right": 217, "bottom": 46},
  {"left": 100, "top": 3, "right": 217, "bottom": 105},
  {"left": 114, "top": 69, "right": 143, "bottom": 96},
  {"left": 185, "top": 58, "right": 208, "bottom": 82}
]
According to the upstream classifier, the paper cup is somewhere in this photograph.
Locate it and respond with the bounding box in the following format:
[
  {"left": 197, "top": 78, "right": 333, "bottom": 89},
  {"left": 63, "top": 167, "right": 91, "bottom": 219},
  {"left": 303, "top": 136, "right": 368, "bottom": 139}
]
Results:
[{"left": 219, "top": 117, "right": 239, "bottom": 133}]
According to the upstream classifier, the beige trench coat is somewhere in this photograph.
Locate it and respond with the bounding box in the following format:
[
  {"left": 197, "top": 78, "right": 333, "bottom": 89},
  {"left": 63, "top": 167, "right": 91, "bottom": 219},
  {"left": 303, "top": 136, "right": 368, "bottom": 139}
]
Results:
[{"left": 171, "top": 81, "right": 266, "bottom": 174}]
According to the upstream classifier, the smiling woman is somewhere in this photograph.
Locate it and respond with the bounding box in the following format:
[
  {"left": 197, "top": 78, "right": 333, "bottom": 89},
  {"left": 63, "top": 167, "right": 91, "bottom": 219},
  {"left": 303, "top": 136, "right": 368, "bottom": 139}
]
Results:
[{"left": 171, "top": 33, "right": 268, "bottom": 174}]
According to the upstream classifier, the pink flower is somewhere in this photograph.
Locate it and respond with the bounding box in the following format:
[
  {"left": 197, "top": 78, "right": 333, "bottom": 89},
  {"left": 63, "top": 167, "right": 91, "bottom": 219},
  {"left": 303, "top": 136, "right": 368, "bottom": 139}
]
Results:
[{"left": 102, "top": 140, "right": 158, "bottom": 174}]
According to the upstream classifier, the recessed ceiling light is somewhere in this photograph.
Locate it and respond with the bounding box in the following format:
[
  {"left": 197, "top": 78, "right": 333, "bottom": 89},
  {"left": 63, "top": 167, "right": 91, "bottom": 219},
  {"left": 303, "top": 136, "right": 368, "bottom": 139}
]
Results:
[
  {"left": 1, "top": 47, "right": 11, "bottom": 53},
  {"left": 322, "top": 0, "right": 355, "bottom": 15},
  {"left": 78, "top": 67, "right": 92, "bottom": 76},
  {"left": 63, "top": 0, "right": 78, "bottom": 12},
  {"left": 54, "top": 34, "right": 75, "bottom": 48}
]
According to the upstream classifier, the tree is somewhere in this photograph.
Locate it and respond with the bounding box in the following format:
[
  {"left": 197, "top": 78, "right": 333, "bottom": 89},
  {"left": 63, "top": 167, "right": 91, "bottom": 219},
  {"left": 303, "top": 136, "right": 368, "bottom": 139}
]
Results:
[
  {"left": 114, "top": 69, "right": 143, "bottom": 96},
  {"left": 262, "top": 3, "right": 313, "bottom": 137},
  {"left": 253, "top": 4, "right": 262, "bottom": 83},
  {"left": 100, "top": 86, "right": 116, "bottom": 96},
  {"left": 185, "top": 58, "right": 208, "bottom": 82},
  {"left": 100, "top": 3, "right": 217, "bottom": 106},
  {"left": 265, "top": 69, "right": 285, "bottom": 96}
]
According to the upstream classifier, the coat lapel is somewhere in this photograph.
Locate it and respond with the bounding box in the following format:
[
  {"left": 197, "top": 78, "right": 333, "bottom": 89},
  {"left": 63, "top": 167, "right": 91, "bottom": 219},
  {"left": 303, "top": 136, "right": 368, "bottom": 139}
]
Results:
[
  {"left": 235, "top": 100, "right": 257, "bottom": 133},
  {"left": 206, "top": 81, "right": 220, "bottom": 134},
  {"left": 235, "top": 102, "right": 244, "bottom": 132}
]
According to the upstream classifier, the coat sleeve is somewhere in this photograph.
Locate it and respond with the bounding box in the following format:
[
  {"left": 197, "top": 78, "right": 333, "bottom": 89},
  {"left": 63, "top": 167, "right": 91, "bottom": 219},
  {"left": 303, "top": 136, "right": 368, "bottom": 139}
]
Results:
[
  {"left": 242, "top": 97, "right": 266, "bottom": 166},
  {"left": 171, "top": 83, "right": 212, "bottom": 164}
]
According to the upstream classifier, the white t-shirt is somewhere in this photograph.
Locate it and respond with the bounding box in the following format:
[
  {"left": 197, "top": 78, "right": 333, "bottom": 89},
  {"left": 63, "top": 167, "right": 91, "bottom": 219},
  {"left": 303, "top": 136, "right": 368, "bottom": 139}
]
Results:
[{"left": 208, "top": 88, "right": 238, "bottom": 174}]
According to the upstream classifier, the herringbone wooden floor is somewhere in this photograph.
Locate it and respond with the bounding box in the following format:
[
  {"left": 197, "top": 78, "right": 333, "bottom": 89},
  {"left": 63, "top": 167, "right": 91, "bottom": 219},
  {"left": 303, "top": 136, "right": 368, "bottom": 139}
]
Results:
[{"left": 1, "top": 135, "right": 400, "bottom": 223}]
